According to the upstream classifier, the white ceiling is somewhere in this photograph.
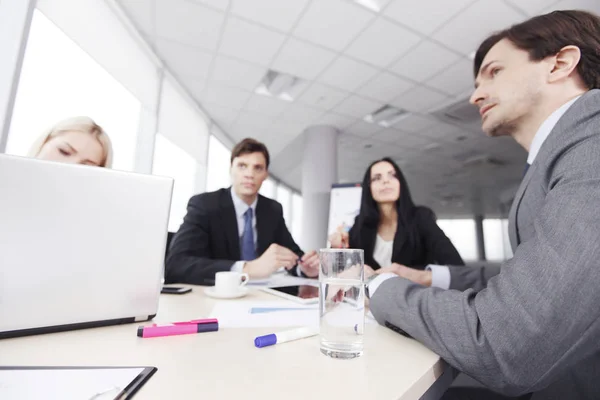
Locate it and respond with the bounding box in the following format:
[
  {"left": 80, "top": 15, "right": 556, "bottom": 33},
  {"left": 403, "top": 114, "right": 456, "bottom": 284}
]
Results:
[{"left": 118, "top": 0, "right": 599, "bottom": 217}]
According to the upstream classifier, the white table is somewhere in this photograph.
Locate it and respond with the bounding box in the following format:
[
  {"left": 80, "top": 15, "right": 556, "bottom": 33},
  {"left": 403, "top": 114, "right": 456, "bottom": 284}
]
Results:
[{"left": 0, "top": 286, "right": 453, "bottom": 399}]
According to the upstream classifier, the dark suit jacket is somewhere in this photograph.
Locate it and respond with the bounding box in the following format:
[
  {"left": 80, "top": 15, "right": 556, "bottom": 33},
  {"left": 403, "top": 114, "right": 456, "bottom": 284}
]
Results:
[
  {"left": 165, "top": 188, "right": 303, "bottom": 285},
  {"left": 348, "top": 206, "right": 464, "bottom": 270}
]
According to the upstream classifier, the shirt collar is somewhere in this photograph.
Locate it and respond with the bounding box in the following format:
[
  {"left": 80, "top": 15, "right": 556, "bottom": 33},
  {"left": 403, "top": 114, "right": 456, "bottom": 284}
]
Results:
[
  {"left": 230, "top": 187, "right": 258, "bottom": 218},
  {"left": 527, "top": 95, "right": 581, "bottom": 164}
]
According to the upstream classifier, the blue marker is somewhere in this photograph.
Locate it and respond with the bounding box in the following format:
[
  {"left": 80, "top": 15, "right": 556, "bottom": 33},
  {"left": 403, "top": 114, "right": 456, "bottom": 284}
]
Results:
[{"left": 254, "top": 327, "right": 319, "bottom": 348}]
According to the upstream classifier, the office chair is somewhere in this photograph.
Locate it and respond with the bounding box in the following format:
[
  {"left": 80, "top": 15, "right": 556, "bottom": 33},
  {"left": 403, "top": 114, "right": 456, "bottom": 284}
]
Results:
[{"left": 165, "top": 231, "right": 175, "bottom": 262}]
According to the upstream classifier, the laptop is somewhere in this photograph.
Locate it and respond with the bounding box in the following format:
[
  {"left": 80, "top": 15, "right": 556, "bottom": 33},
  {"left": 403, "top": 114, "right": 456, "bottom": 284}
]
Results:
[{"left": 0, "top": 154, "right": 173, "bottom": 339}]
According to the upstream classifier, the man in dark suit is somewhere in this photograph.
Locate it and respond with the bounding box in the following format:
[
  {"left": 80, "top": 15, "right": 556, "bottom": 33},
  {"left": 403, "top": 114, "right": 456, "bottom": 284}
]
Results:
[
  {"left": 165, "top": 138, "right": 319, "bottom": 285},
  {"left": 366, "top": 10, "right": 600, "bottom": 400}
]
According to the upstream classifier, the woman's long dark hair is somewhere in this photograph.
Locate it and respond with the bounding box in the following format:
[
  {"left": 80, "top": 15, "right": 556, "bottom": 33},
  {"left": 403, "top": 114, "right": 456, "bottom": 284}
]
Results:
[{"left": 356, "top": 157, "right": 419, "bottom": 247}]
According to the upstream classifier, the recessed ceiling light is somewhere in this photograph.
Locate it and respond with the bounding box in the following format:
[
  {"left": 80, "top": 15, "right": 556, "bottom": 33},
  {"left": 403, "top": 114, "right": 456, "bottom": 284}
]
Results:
[
  {"left": 352, "top": 0, "right": 383, "bottom": 12},
  {"left": 364, "top": 105, "right": 410, "bottom": 127},
  {"left": 255, "top": 70, "right": 306, "bottom": 102}
]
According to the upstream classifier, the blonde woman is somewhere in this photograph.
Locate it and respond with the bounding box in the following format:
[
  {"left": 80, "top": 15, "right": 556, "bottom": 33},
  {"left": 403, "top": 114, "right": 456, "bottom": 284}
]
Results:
[{"left": 28, "top": 116, "right": 113, "bottom": 167}]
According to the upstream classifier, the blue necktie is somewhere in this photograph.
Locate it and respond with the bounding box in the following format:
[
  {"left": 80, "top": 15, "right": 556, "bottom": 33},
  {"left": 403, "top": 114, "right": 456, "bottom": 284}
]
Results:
[
  {"left": 241, "top": 208, "right": 256, "bottom": 261},
  {"left": 523, "top": 163, "right": 530, "bottom": 177}
]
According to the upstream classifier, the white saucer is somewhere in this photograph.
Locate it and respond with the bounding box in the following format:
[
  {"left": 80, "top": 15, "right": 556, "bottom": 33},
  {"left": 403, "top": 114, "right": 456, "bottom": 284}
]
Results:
[{"left": 204, "top": 286, "right": 249, "bottom": 299}]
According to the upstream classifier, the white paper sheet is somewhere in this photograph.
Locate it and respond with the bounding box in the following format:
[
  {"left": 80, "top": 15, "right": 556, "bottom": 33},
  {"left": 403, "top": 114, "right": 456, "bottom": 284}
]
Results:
[
  {"left": 0, "top": 367, "right": 145, "bottom": 400},
  {"left": 210, "top": 301, "right": 320, "bottom": 328}
]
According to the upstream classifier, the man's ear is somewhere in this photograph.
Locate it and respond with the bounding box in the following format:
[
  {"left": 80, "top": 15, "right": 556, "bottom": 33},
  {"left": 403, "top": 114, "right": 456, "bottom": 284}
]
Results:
[{"left": 548, "top": 45, "right": 581, "bottom": 83}]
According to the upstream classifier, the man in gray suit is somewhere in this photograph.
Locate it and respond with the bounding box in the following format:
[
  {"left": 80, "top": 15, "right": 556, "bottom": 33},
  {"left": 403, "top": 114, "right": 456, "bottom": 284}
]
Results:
[{"left": 367, "top": 10, "right": 600, "bottom": 400}]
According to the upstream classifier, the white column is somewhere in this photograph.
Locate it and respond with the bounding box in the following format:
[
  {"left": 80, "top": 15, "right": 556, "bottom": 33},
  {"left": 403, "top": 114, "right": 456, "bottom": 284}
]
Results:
[
  {"left": 301, "top": 125, "right": 338, "bottom": 251},
  {"left": 0, "top": 0, "right": 36, "bottom": 153}
]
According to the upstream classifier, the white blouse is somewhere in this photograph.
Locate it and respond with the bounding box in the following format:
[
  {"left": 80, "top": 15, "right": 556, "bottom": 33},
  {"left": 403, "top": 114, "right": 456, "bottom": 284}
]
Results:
[{"left": 373, "top": 234, "right": 393, "bottom": 268}]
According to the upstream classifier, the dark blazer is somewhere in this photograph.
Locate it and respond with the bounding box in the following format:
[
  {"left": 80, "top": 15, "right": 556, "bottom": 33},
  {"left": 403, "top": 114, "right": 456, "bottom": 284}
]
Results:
[
  {"left": 165, "top": 188, "right": 303, "bottom": 285},
  {"left": 348, "top": 206, "right": 464, "bottom": 270}
]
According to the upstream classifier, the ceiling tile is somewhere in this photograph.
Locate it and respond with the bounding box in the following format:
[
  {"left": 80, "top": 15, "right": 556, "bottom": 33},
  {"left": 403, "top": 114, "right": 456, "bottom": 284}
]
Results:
[
  {"left": 293, "top": 0, "right": 375, "bottom": 51},
  {"left": 178, "top": 75, "right": 207, "bottom": 100},
  {"left": 278, "top": 103, "right": 323, "bottom": 124},
  {"left": 155, "top": 0, "right": 224, "bottom": 51},
  {"left": 427, "top": 58, "right": 474, "bottom": 96},
  {"left": 432, "top": 0, "right": 526, "bottom": 55},
  {"left": 119, "top": 0, "right": 154, "bottom": 35},
  {"left": 505, "top": 0, "right": 561, "bottom": 15},
  {"left": 202, "top": 103, "right": 240, "bottom": 127},
  {"left": 210, "top": 55, "right": 267, "bottom": 91},
  {"left": 271, "top": 38, "right": 337, "bottom": 80},
  {"left": 393, "top": 114, "right": 437, "bottom": 133},
  {"left": 542, "top": 0, "right": 600, "bottom": 13},
  {"left": 391, "top": 40, "right": 462, "bottom": 83},
  {"left": 318, "top": 56, "right": 379, "bottom": 92},
  {"left": 420, "top": 121, "right": 466, "bottom": 142},
  {"left": 373, "top": 128, "right": 431, "bottom": 147},
  {"left": 390, "top": 85, "right": 449, "bottom": 113},
  {"left": 219, "top": 16, "right": 287, "bottom": 66},
  {"left": 339, "top": 133, "right": 367, "bottom": 148},
  {"left": 344, "top": 18, "right": 421, "bottom": 68},
  {"left": 344, "top": 120, "right": 384, "bottom": 138},
  {"left": 295, "top": 83, "right": 350, "bottom": 111},
  {"left": 313, "top": 112, "right": 357, "bottom": 129},
  {"left": 230, "top": 0, "right": 309, "bottom": 32},
  {"left": 188, "top": 0, "right": 230, "bottom": 11},
  {"left": 383, "top": 0, "right": 473, "bottom": 36},
  {"left": 244, "top": 94, "right": 291, "bottom": 117},
  {"left": 332, "top": 95, "right": 382, "bottom": 118},
  {"left": 356, "top": 72, "right": 413, "bottom": 103},
  {"left": 155, "top": 38, "right": 213, "bottom": 80},
  {"left": 233, "top": 111, "right": 274, "bottom": 136},
  {"left": 201, "top": 85, "right": 252, "bottom": 109}
]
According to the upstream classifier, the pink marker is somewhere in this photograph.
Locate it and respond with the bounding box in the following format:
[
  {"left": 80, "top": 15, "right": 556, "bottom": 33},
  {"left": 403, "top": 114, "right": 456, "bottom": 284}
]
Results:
[{"left": 137, "top": 318, "right": 218, "bottom": 338}]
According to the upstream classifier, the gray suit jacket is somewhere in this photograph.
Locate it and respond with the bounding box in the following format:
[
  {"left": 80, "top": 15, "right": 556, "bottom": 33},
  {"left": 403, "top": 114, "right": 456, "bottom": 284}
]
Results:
[{"left": 370, "top": 89, "right": 600, "bottom": 399}]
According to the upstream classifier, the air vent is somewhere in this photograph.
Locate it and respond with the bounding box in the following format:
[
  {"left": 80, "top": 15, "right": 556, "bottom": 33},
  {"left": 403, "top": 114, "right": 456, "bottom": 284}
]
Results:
[
  {"left": 364, "top": 105, "right": 410, "bottom": 127},
  {"left": 255, "top": 70, "right": 306, "bottom": 102}
]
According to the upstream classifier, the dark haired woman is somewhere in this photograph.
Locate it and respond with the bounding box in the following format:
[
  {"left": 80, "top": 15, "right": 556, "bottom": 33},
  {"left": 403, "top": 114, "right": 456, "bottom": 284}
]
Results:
[{"left": 329, "top": 158, "right": 464, "bottom": 281}]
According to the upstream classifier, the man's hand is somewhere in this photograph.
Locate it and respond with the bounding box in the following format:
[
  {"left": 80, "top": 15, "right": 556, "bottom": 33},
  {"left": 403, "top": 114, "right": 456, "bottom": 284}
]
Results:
[
  {"left": 328, "top": 224, "right": 349, "bottom": 248},
  {"left": 243, "top": 244, "right": 298, "bottom": 279},
  {"left": 299, "top": 250, "right": 319, "bottom": 277},
  {"left": 376, "top": 263, "right": 432, "bottom": 287}
]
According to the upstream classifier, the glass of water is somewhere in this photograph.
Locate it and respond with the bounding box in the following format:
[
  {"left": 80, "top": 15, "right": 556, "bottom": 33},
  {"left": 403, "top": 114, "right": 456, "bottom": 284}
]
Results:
[{"left": 319, "top": 248, "right": 364, "bottom": 359}]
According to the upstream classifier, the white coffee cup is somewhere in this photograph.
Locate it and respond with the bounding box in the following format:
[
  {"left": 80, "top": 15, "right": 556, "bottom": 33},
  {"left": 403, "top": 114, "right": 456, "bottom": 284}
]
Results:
[{"left": 214, "top": 271, "right": 249, "bottom": 295}]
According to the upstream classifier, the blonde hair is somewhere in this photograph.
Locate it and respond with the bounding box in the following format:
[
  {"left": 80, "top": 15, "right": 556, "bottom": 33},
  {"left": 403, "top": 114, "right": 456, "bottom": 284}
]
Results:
[{"left": 28, "top": 116, "right": 113, "bottom": 167}]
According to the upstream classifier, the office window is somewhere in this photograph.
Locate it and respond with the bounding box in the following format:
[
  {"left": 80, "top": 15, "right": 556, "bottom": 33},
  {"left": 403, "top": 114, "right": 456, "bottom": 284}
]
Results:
[
  {"left": 153, "top": 134, "right": 197, "bottom": 232},
  {"left": 437, "top": 219, "right": 478, "bottom": 261},
  {"left": 484, "top": 219, "right": 513, "bottom": 261},
  {"left": 6, "top": 10, "right": 141, "bottom": 171},
  {"left": 277, "top": 184, "right": 292, "bottom": 225},
  {"left": 206, "top": 135, "right": 231, "bottom": 192},
  {"left": 292, "top": 193, "right": 303, "bottom": 244},
  {"left": 260, "top": 177, "right": 277, "bottom": 198}
]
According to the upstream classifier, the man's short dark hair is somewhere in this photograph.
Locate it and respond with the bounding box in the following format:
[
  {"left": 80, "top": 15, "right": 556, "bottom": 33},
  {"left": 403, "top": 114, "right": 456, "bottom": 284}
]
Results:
[
  {"left": 474, "top": 10, "right": 600, "bottom": 90},
  {"left": 230, "top": 138, "right": 270, "bottom": 168}
]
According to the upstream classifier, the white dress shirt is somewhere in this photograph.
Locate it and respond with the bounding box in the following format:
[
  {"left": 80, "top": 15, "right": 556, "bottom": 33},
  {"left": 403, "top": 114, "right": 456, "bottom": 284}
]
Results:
[
  {"left": 368, "top": 95, "right": 582, "bottom": 295},
  {"left": 373, "top": 235, "right": 393, "bottom": 269}
]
